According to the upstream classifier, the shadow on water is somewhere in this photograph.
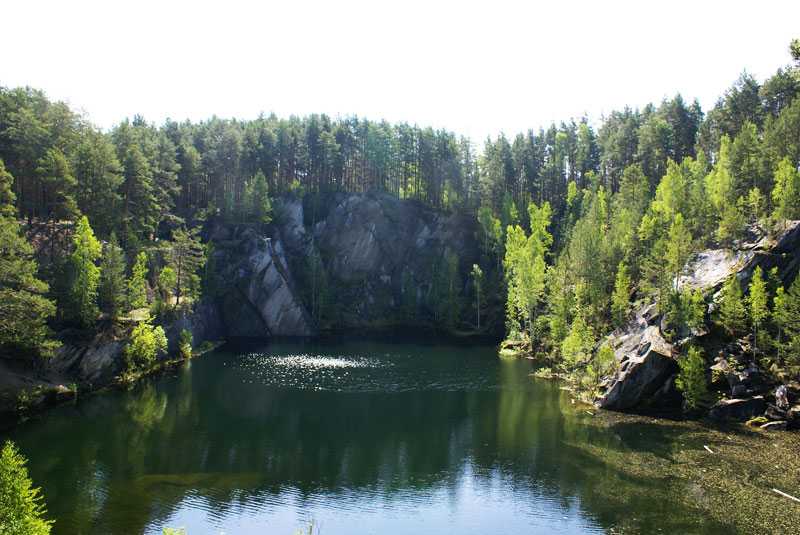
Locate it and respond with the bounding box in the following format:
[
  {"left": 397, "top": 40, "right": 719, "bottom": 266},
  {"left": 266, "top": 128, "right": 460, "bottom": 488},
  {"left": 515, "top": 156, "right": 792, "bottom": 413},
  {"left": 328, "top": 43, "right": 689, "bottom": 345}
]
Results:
[{"left": 2, "top": 340, "right": 796, "bottom": 534}]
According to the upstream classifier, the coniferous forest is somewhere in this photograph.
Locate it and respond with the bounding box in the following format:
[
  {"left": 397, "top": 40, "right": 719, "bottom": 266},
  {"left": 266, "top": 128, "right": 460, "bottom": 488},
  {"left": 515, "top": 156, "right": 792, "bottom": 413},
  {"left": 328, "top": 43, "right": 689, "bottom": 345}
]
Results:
[
  {"left": 2, "top": 41, "right": 799, "bottom": 371},
  {"left": 1, "top": 36, "right": 800, "bottom": 535}
]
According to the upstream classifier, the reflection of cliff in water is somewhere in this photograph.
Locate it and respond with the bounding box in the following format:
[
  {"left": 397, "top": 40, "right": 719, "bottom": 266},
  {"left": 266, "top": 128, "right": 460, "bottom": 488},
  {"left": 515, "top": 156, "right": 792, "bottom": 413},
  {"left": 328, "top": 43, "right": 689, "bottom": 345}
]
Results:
[{"left": 9, "top": 346, "right": 736, "bottom": 534}]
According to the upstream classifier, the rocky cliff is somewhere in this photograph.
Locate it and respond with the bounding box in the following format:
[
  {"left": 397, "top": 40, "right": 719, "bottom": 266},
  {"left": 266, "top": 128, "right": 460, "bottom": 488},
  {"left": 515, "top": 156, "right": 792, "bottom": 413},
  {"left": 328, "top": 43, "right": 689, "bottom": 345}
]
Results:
[
  {"left": 597, "top": 222, "right": 800, "bottom": 427},
  {"left": 211, "top": 192, "right": 480, "bottom": 336}
]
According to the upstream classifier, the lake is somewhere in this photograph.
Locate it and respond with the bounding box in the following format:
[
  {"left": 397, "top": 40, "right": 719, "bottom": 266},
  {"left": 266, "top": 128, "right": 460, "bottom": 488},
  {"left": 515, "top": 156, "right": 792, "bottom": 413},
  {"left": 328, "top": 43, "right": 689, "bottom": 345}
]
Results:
[{"left": 3, "top": 340, "right": 798, "bottom": 534}]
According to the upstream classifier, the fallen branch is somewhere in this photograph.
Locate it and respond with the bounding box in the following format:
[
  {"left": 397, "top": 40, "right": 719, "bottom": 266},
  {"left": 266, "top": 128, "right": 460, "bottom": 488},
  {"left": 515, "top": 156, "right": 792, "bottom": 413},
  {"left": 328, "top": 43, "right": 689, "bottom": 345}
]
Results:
[
  {"left": 773, "top": 488, "right": 800, "bottom": 504},
  {"left": 703, "top": 445, "right": 714, "bottom": 454}
]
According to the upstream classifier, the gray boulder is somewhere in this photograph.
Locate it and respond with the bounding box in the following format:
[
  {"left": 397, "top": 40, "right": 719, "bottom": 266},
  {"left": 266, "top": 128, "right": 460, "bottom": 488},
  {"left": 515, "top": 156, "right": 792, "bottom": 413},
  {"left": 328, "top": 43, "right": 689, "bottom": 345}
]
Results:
[
  {"left": 597, "top": 325, "right": 679, "bottom": 411},
  {"left": 47, "top": 332, "right": 124, "bottom": 386}
]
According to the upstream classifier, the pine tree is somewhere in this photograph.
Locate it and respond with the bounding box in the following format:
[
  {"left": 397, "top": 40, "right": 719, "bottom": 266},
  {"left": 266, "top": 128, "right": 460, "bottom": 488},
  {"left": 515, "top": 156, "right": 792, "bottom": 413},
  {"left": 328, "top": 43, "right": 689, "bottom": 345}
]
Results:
[
  {"left": 611, "top": 261, "right": 631, "bottom": 326},
  {"left": 98, "top": 233, "right": 126, "bottom": 320},
  {"left": 68, "top": 216, "right": 102, "bottom": 327},
  {"left": 166, "top": 228, "right": 205, "bottom": 307},
  {"left": 0, "top": 160, "right": 57, "bottom": 357},
  {"left": 0, "top": 441, "right": 53, "bottom": 535},
  {"left": 718, "top": 276, "right": 747, "bottom": 336},
  {"left": 127, "top": 252, "right": 149, "bottom": 310},
  {"left": 747, "top": 266, "right": 769, "bottom": 356},
  {"left": 244, "top": 170, "right": 273, "bottom": 223}
]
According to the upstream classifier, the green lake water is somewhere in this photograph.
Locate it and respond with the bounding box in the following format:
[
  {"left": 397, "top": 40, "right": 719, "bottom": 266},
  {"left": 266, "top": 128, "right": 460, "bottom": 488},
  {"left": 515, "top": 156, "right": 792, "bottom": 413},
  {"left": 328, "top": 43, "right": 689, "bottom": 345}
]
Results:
[{"left": 3, "top": 340, "right": 799, "bottom": 534}]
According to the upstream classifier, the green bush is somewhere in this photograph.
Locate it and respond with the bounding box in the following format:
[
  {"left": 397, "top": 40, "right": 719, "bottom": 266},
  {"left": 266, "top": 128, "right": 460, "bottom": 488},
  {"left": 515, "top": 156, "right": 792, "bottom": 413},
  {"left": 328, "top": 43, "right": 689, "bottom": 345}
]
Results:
[{"left": 124, "top": 317, "right": 168, "bottom": 370}]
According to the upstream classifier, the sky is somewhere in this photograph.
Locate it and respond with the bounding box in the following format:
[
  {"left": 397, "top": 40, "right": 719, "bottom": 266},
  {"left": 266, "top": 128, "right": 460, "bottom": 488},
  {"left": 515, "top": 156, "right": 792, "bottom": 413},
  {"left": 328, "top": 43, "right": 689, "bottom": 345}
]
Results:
[{"left": 2, "top": 0, "right": 799, "bottom": 142}]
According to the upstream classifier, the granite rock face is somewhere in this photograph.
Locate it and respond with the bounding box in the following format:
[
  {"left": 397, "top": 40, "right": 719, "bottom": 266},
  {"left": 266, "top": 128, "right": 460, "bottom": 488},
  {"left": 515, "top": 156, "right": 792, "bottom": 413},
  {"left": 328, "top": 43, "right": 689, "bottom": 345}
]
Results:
[{"left": 213, "top": 225, "right": 314, "bottom": 337}]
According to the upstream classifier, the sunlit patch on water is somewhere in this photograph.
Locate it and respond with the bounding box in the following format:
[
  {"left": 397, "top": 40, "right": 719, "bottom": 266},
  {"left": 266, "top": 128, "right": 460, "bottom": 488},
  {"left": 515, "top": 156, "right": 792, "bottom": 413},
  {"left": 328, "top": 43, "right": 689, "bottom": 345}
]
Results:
[
  {"left": 252, "top": 353, "right": 383, "bottom": 370},
  {"left": 228, "top": 349, "right": 497, "bottom": 392},
  {"left": 232, "top": 352, "right": 391, "bottom": 391}
]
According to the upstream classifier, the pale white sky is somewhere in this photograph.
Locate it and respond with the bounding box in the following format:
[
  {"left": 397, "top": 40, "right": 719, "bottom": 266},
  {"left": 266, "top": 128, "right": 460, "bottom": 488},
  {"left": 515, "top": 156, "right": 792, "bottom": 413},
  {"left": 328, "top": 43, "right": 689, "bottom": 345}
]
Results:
[{"left": 2, "top": 0, "right": 798, "bottom": 142}]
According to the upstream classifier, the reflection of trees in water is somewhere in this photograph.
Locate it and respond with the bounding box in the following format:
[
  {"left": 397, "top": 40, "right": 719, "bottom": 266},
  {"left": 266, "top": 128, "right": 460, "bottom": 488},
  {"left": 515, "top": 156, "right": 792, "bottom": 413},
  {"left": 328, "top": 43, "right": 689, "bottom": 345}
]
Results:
[{"left": 8, "top": 354, "right": 739, "bottom": 534}]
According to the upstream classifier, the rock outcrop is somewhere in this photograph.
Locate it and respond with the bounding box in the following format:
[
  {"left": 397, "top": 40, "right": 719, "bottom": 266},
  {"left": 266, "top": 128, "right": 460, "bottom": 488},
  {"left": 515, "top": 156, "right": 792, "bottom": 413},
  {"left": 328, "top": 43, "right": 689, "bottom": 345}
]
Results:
[
  {"left": 597, "top": 313, "right": 679, "bottom": 411},
  {"left": 598, "top": 221, "right": 800, "bottom": 414}
]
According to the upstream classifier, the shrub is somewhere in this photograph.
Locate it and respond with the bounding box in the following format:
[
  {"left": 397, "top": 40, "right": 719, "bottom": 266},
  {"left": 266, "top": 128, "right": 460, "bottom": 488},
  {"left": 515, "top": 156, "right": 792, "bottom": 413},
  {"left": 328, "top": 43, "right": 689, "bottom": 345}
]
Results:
[
  {"left": 179, "top": 329, "right": 193, "bottom": 359},
  {"left": 125, "top": 318, "right": 168, "bottom": 370}
]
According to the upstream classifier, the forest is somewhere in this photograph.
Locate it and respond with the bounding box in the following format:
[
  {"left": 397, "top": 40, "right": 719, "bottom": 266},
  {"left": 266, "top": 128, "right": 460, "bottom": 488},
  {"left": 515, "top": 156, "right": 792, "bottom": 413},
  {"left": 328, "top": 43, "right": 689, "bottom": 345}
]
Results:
[{"left": 0, "top": 40, "right": 798, "bottom": 394}]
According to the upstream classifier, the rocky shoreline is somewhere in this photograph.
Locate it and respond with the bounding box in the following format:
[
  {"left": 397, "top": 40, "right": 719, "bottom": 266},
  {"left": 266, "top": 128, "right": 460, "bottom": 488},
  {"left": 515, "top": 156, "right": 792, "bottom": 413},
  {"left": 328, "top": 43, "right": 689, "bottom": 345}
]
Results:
[{"left": 597, "top": 221, "right": 800, "bottom": 429}]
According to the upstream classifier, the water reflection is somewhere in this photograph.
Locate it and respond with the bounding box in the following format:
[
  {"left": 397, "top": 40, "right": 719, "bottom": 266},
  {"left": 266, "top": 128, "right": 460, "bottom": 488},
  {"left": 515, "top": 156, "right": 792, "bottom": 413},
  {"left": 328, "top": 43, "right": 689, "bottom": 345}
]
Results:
[{"left": 4, "top": 342, "right": 734, "bottom": 534}]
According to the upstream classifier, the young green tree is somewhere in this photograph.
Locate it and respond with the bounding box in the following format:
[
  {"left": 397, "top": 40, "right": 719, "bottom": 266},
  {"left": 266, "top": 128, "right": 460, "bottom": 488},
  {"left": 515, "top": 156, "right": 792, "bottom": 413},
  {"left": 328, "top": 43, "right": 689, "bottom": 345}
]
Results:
[
  {"left": 611, "top": 261, "right": 631, "bottom": 326},
  {"left": 772, "top": 157, "right": 800, "bottom": 221},
  {"left": 0, "top": 441, "right": 53, "bottom": 535},
  {"left": 470, "top": 263, "right": 484, "bottom": 330},
  {"left": 157, "top": 266, "right": 177, "bottom": 307},
  {"left": 127, "top": 251, "right": 149, "bottom": 310},
  {"left": 68, "top": 216, "right": 102, "bottom": 327},
  {"left": 0, "top": 161, "right": 57, "bottom": 358},
  {"left": 665, "top": 213, "right": 692, "bottom": 292},
  {"left": 718, "top": 276, "right": 747, "bottom": 336},
  {"left": 676, "top": 346, "right": 711, "bottom": 411},
  {"left": 747, "top": 266, "right": 770, "bottom": 356},
  {"left": 503, "top": 202, "right": 552, "bottom": 343},
  {"left": 560, "top": 314, "right": 594, "bottom": 370},
  {"left": 98, "top": 232, "right": 126, "bottom": 320}
]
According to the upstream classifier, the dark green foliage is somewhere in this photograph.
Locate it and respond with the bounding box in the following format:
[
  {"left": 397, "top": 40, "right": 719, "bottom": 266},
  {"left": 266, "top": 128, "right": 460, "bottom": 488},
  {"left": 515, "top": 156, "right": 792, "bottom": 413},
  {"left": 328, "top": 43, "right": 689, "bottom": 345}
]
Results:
[
  {"left": 98, "top": 233, "right": 126, "bottom": 320},
  {"left": 0, "top": 160, "right": 57, "bottom": 357},
  {"left": 431, "top": 251, "right": 462, "bottom": 329},
  {"left": 0, "top": 441, "right": 53, "bottom": 534}
]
